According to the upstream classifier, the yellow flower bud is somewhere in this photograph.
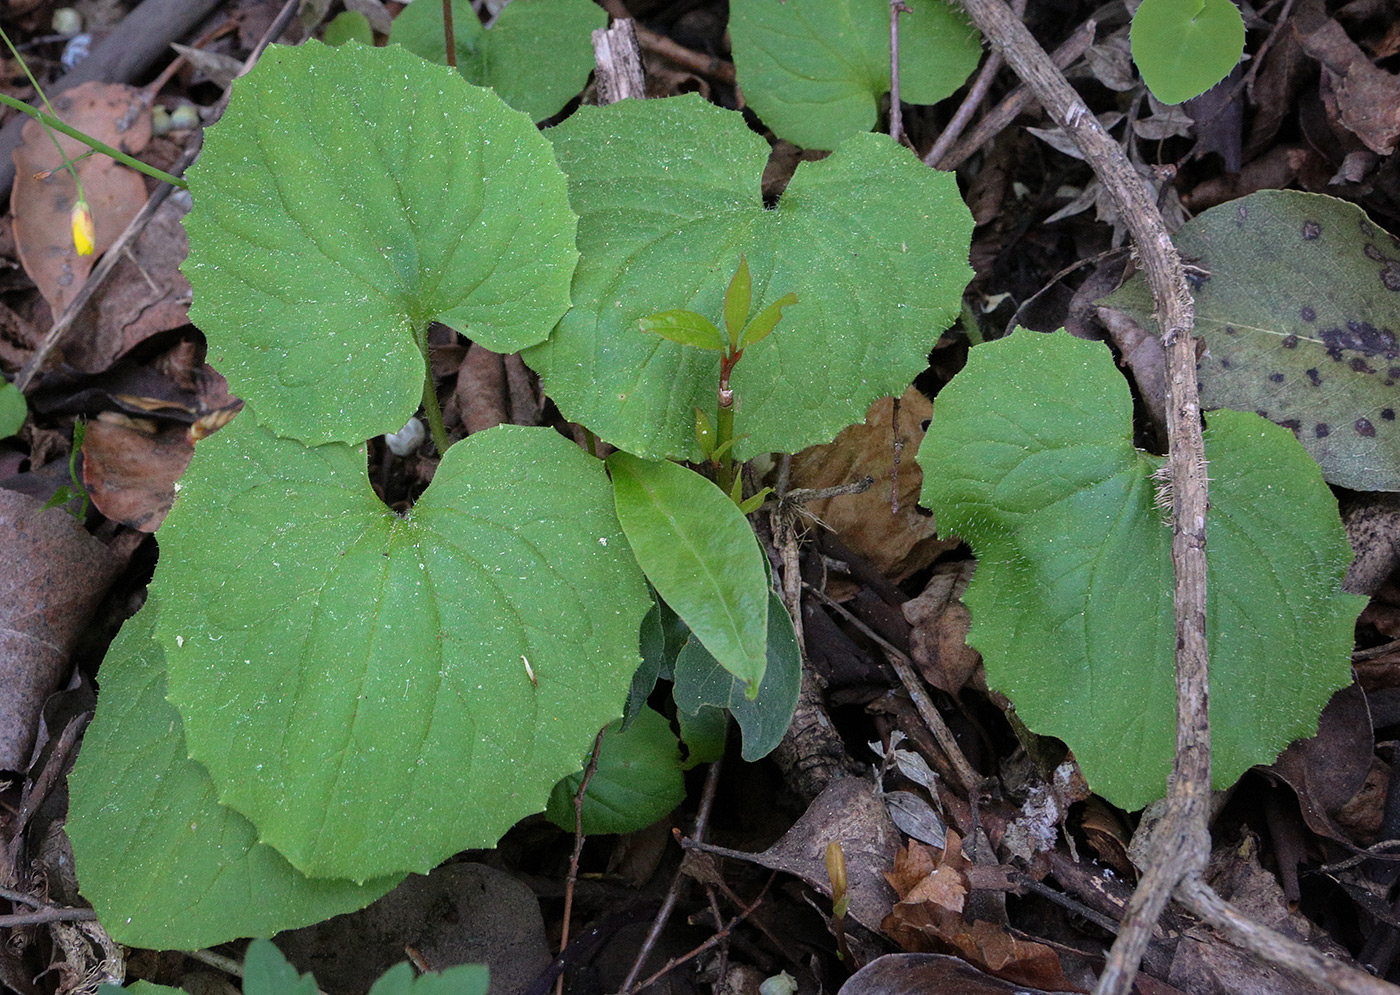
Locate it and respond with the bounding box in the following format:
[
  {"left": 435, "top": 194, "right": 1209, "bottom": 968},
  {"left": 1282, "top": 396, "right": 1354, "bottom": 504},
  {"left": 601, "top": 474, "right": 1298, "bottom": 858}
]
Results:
[{"left": 70, "top": 199, "right": 95, "bottom": 256}]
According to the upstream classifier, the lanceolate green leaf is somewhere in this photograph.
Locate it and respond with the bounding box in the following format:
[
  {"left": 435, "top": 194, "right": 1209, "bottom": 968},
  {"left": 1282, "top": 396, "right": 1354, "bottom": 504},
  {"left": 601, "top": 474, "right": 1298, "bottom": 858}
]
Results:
[
  {"left": 545, "top": 708, "right": 686, "bottom": 835},
  {"left": 184, "top": 41, "right": 577, "bottom": 446},
  {"left": 527, "top": 95, "right": 974, "bottom": 460},
  {"left": 728, "top": 0, "right": 981, "bottom": 149},
  {"left": 391, "top": 0, "right": 604, "bottom": 121},
  {"left": 919, "top": 331, "right": 1363, "bottom": 810},
  {"left": 68, "top": 603, "right": 400, "bottom": 949},
  {"left": 608, "top": 453, "right": 769, "bottom": 691},
  {"left": 638, "top": 309, "right": 727, "bottom": 352},
  {"left": 672, "top": 591, "right": 802, "bottom": 761},
  {"left": 153, "top": 417, "right": 651, "bottom": 879},
  {"left": 1130, "top": 0, "right": 1245, "bottom": 105},
  {"left": 1105, "top": 190, "right": 1400, "bottom": 491}
]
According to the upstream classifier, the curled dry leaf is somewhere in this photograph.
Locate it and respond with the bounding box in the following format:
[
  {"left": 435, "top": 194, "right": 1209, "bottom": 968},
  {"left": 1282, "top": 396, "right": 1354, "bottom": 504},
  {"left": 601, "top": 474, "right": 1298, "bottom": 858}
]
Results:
[
  {"left": 0, "top": 489, "right": 122, "bottom": 770},
  {"left": 1300, "top": 18, "right": 1400, "bottom": 156},
  {"left": 10, "top": 83, "right": 151, "bottom": 316},
  {"left": 81, "top": 414, "right": 194, "bottom": 532}
]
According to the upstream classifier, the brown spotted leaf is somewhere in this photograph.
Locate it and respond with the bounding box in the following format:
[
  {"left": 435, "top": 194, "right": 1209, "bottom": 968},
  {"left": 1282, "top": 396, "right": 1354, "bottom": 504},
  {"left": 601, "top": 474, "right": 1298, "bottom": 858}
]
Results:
[{"left": 1106, "top": 190, "right": 1400, "bottom": 490}]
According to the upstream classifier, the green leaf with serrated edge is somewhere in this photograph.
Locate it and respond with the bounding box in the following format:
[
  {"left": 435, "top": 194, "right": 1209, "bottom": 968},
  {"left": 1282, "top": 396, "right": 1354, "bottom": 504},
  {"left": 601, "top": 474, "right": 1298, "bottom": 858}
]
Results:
[
  {"left": 1130, "top": 0, "right": 1244, "bottom": 105},
  {"left": 390, "top": 0, "right": 604, "bottom": 121},
  {"left": 367, "top": 961, "right": 489, "bottom": 995},
  {"left": 677, "top": 705, "right": 729, "bottom": 766},
  {"left": 183, "top": 41, "right": 577, "bottom": 447},
  {"left": 919, "top": 331, "right": 1364, "bottom": 810},
  {"left": 1104, "top": 190, "right": 1400, "bottom": 491},
  {"left": 609, "top": 452, "right": 769, "bottom": 690},
  {"left": 724, "top": 256, "right": 752, "bottom": 348},
  {"left": 736, "top": 293, "right": 799, "bottom": 351},
  {"left": 324, "top": 10, "right": 373, "bottom": 46},
  {"left": 67, "top": 602, "right": 401, "bottom": 949},
  {"left": 672, "top": 591, "right": 801, "bottom": 761},
  {"left": 526, "top": 95, "right": 974, "bottom": 461},
  {"left": 728, "top": 0, "right": 981, "bottom": 150},
  {"left": 545, "top": 709, "right": 686, "bottom": 835},
  {"left": 0, "top": 381, "right": 25, "bottom": 438},
  {"left": 639, "top": 310, "right": 728, "bottom": 352},
  {"left": 153, "top": 416, "right": 650, "bottom": 879}
]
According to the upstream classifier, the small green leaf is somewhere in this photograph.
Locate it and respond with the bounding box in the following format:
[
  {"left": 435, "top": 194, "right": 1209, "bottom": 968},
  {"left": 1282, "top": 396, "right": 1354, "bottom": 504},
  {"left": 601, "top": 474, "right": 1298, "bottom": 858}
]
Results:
[
  {"left": 0, "top": 381, "right": 25, "bottom": 438},
  {"left": 323, "top": 11, "right": 373, "bottom": 46},
  {"left": 677, "top": 705, "right": 729, "bottom": 766},
  {"left": 154, "top": 416, "right": 651, "bottom": 879},
  {"left": 724, "top": 256, "right": 752, "bottom": 349},
  {"left": 736, "top": 487, "right": 774, "bottom": 515},
  {"left": 638, "top": 309, "right": 727, "bottom": 352},
  {"left": 919, "top": 331, "right": 1365, "bottom": 810},
  {"left": 242, "top": 941, "right": 488, "bottom": 995},
  {"left": 526, "top": 95, "right": 974, "bottom": 460},
  {"left": 1104, "top": 190, "right": 1400, "bottom": 491},
  {"left": 728, "top": 0, "right": 981, "bottom": 149},
  {"left": 184, "top": 41, "right": 577, "bottom": 446},
  {"left": 545, "top": 709, "right": 686, "bottom": 835},
  {"left": 695, "top": 407, "right": 717, "bottom": 459},
  {"left": 672, "top": 592, "right": 802, "bottom": 761},
  {"left": 367, "top": 961, "right": 489, "bottom": 995},
  {"left": 1130, "top": 0, "right": 1245, "bottom": 105},
  {"left": 609, "top": 453, "right": 769, "bottom": 690},
  {"left": 390, "top": 0, "right": 605, "bottom": 121},
  {"left": 623, "top": 602, "right": 668, "bottom": 729},
  {"left": 69, "top": 604, "right": 400, "bottom": 949},
  {"left": 736, "top": 293, "right": 799, "bottom": 351}
]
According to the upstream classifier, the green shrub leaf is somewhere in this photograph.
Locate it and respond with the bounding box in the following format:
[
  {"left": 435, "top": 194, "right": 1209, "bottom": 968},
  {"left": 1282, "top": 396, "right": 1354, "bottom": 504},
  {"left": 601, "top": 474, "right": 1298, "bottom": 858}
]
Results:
[
  {"left": 919, "top": 331, "right": 1364, "bottom": 810},
  {"left": 672, "top": 591, "right": 802, "bottom": 761},
  {"left": 68, "top": 602, "right": 400, "bottom": 949},
  {"left": 1105, "top": 190, "right": 1400, "bottom": 491},
  {"left": 527, "top": 95, "right": 974, "bottom": 460},
  {"left": 545, "top": 708, "right": 686, "bottom": 835},
  {"left": 0, "top": 380, "right": 25, "bottom": 438},
  {"left": 242, "top": 941, "right": 488, "bottom": 995},
  {"left": 391, "top": 0, "right": 604, "bottom": 121},
  {"left": 183, "top": 41, "right": 577, "bottom": 447},
  {"left": 323, "top": 11, "right": 373, "bottom": 46},
  {"left": 728, "top": 0, "right": 981, "bottom": 150},
  {"left": 609, "top": 453, "right": 769, "bottom": 691},
  {"left": 638, "top": 309, "right": 728, "bottom": 352},
  {"left": 152, "top": 417, "right": 651, "bottom": 879},
  {"left": 1130, "top": 0, "right": 1245, "bottom": 105}
]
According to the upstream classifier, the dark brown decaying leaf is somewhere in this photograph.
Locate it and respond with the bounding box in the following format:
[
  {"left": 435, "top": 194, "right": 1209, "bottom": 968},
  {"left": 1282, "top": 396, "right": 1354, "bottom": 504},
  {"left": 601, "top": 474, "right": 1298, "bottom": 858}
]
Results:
[
  {"left": 1264, "top": 682, "right": 1374, "bottom": 845},
  {"left": 902, "top": 561, "right": 982, "bottom": 695},
  {"left": 80, "top": 415, "right": 193, "bottom": 532},
  {"left": 10, "top": 83, "right": 151, "bottom": 315},
  {"left": 1300, "top": 18, "right": 1400, "bottom": 156},
  {"left": 0, "top": 490, "right": 121, "bottom": 770},
  {"left": 838, "top": 951, "right": 1080, "bottom": 995}
]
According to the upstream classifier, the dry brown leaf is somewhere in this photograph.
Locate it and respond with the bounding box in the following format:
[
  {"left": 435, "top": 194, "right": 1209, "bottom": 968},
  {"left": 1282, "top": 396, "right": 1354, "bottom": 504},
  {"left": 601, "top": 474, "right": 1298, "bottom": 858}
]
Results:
[
  {"left": 81, "top": 414, "right": 193, "bottom": 532},
  {"left": 1301, "top": 18, "right": 1400, "bottom": 155},
  {"left": 10, "top": 83, "right": 151, "bottom": 316},
  {"left": 786, "top": 387, "right": 956, "bottom": 583},
  {"left": 0, "top": 489, "right": 122, "bottom": 770},
  {"left": 903, "top": 561, "right": 982, "bottom": 695}
]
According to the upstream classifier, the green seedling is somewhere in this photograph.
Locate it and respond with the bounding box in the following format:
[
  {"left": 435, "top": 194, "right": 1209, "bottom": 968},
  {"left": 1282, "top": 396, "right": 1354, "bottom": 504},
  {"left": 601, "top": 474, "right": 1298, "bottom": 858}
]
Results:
[
  {"left": 1129, "top": 0, "right": 1245, "bottom": 105},
  {"left": 41, "top": 418, "right": 89, "bottom": 519}
]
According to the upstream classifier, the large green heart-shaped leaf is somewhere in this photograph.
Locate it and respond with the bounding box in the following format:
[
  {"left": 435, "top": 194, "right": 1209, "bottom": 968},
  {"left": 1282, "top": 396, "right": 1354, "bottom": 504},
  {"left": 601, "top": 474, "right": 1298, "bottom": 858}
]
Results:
[
  {"left": 1130, "top": 0, "right": 1245, "bottom": 105},
  {"left": 183, "top": 41, "right": 578, "bottom": 447},
  {"left": 609, "top": 453, "right": 769, "bottom": 691},
  {"left": 68, "top": 602, "right": 400, "bottom": 949},
  {"left": 525, "top": 95, "right": 974, "bottom": 460},
  {"left": 919, "top": 331, "right": 1364, "bottom": 810},
  {"left": 1105, "top": 190, "right": 1400, "bottom": 491},
  {"left": 728, "top": 0, "right": 981, "bottom": 150},
  {"left": 152, "top": 416, "right": 651, "bottom": 879},
  {"left": 391, "top": 0, "right": 604, "bottom": 122}
]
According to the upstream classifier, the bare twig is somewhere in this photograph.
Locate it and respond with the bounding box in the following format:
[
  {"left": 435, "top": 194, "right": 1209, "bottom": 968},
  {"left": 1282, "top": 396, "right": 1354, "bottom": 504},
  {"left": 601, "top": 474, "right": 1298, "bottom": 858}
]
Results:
[
  {"left": 635, "top": 27, "right": 736, "bottom": 86},
  {"left": 442, "top": 0, "right": 457, "bottom": 68},
  {"left": 923, "top": 0, "right": 1026, "bottom": 166},
  {"left": 803, "top": 582, "right": 982, "bottom": 796},
  {"left": 617, "top": 759, "right": 724, "bottom": 994},
  {"left": 888, "top": 1, "right": 912, "bottom": 145},
  {"left": 931, "top": 17, "right": 1096, "bottom": 171},
  {"left": 185, "top": 949, "right": 244, "bottom": 978},
  {"left": 556, "top": 728, "right": 606, "bottom": 995},
  {"left": 0, "top": 906, "right": 97, "bottom": 927}
]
